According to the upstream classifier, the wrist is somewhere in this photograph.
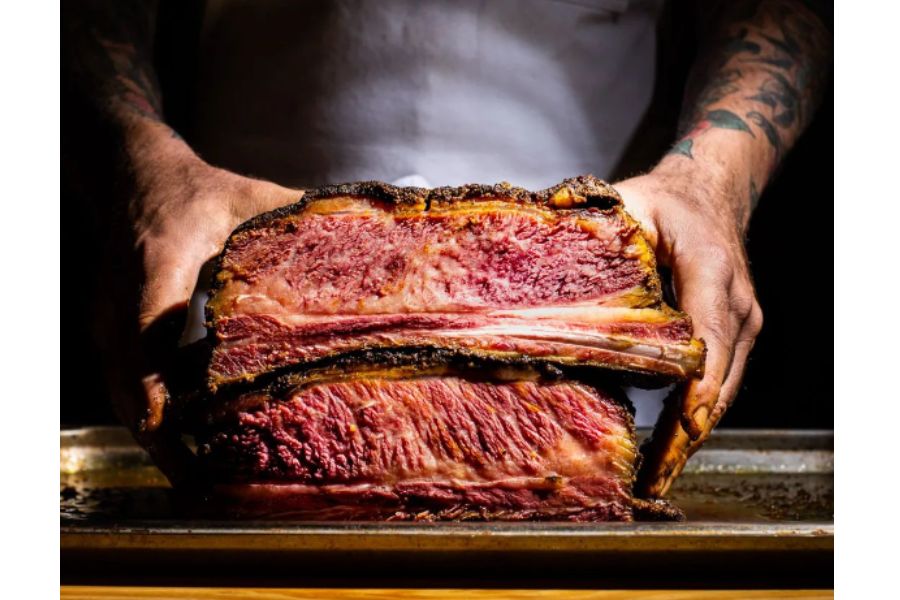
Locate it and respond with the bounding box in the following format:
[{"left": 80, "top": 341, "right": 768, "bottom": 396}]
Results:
[
  {"left": 651, "top": 151, "right": 753, "bottom": 233},
  {"left": 117, "top": 112, "right": 196, "bottom": 171},
  {"left": 115, "top": 114, "right": 215, "bottom": 232}
]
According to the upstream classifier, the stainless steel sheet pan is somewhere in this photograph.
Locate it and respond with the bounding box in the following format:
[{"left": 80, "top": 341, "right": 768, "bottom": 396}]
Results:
[{"left": 61, "top": 426, "right": 832, "bottom": 556}]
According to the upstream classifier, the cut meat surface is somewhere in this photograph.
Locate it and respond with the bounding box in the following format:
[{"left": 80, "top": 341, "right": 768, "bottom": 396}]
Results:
[
  {"left": 194, "top": 364, "right": 652, "bottom": 521},
  {"left": 206, "top": 177, "right": 704, "bottom": 389},
  {"left": 210, "top": 307, "right": 702, "bottom": 389},
  {"left": 190, "top": 176, "right": 702, "bottom": 521}
]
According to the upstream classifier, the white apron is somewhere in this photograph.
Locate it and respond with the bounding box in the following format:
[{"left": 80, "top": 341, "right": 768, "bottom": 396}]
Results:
[{"left": 191, "top": 0, "right": 662, "bottom": 189}]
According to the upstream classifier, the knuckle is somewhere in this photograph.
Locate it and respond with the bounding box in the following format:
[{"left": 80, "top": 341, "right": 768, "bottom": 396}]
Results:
[
  {"left": 702, "top": 244, "right": 734, "bottom": 273},
  {"left": 710, "top": 398, "right": 730, "bottom": 423},
  {"left": 698, "top": 309, "right": 732, "bottom": 347},
  {"left": 730, "top": 291, "right": 755, "bottom": 319},
  {"left": 746, "top": 302, "right": 764, "bottom": 336},
  {"left": 687, "top": 243, "right": 735, "bottom": 285}
]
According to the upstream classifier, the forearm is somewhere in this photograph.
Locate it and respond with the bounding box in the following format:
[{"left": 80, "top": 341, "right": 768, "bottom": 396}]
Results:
[
  {"left": 660, "top": 0, "right": 830, "bottom": 230},
  {"left": 623, "top": 1, "right": 830, "bottom": 495},
  {"left": 63, "top": 0, "right": 180, "bottom": 141},
  {"left": 64, "top": 0, "right": 205, "bottom": 235}
]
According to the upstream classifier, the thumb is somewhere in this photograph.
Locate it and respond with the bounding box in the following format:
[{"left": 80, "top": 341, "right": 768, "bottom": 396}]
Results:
[
  {"left": 611, "top": 179, "right": 662, "bottom": 258},
  {"left": 226, "top": 177, "right": 305, "bottom": 224}
]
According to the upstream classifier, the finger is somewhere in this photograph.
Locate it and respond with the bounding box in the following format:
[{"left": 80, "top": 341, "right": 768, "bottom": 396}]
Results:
[
  {"left": 635, "top": 388, "right": 694, "bottom": 498},
  {"left": 136, "top": 264, "right": 193, "bottom": 432},
  {"left": 673, "top": 254, "right": 741, "bottom": 439},
  {"left": 701, "top": 302, "right": 763, "bottom": 439},
  {"left": 712, "top": 338, "right": 753, "bottom": 423},
  {"left": 136, "top": 305, "right": 200, "bottom": 487},
  {"left": 138, "top": 241, "right": 209, "bottom": 328},
  {"left": 227, "top": 178, "right": 304, "bottom": 224},
  {"left": 609, "top": 181, "right": 661, "bottom": 257},
  {"left": 676, "top": 338, "right": 755, "bottom": 462},
  {"left": 101, "top": 303, "right": 197, "bottom": 487},
  {"left": 638, "top": 335, "right": 754, "bottom": 498},
  {"left": 135, "top": 381, "right": 198, "bottom": 488},
  {"left": 134, "top": 382, "right": 199, "bottom": 489},
  {"left": 130, "top": 238, "right": 213, "bottom": 486},
  {"left": 138, "top": 305, "right": 190, "bottom": 429}
]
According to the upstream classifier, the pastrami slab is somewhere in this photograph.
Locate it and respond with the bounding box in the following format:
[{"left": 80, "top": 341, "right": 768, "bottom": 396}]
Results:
[
  {"left": 205, "top": 176, "right": 705, "bottom": 390},
  {"left": 190, "top": 360, "right": 679, "bottom": 521},
  {"left": 192, "top": 176, "right": 704, "bottom": 521}
]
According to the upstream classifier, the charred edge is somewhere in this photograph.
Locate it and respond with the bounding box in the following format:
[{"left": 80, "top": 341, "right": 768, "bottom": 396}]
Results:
[
  {"left": 180, "top": 485, "right": 662, "bottom": 521},
  {"left": 188, "top": 347, "right": 647, "bottom": 426},
  {"left": 583, "top": 193, "right": 619, "bottom": 211},
  {"left": 205, "top": 345, "right": 677, "bottom": 400},
  {"left": 265, "top": 348, "right": 563, "bottom": 395},
  {"left": 634, "top": 389, "right": 685, "bottom": 499},
  {"left": 631, "top": 497, "right": 685, "bottom": 521},
  {"left": 205, "top": 252, "right": 232, "bottom": 331},
  {"left": 211, "top": 346, "right": 570, "bottom": 397}
]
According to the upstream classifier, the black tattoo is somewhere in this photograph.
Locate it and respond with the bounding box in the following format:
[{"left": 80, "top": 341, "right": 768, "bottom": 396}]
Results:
[
  {"left": 746, "top": 110, "right": 782, "bottom": 158},
  {"left": 749, "top": 69, "right": 802, "bottom": 127},
  {"left": 700, "top": 69, "right": 743, "bottom": 106},
  {"left": 668, "top": 109, "right": 754, "bottom": 160},
  {"left": 669, "top": 139, "right": 694, "bottom": 159},
  {"left": 96, "top": 36, "right": 162, "bottom": 118},
  {"left": 63, "top": 1, "right": 163, "bottom": 121},
  {"left": 670, "top": 0, "right": 831, "bottom": 175}
]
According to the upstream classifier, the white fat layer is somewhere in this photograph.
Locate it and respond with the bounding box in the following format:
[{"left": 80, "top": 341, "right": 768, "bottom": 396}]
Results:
[
  {"left": 239, "top": 304, "right": 678, "bottom": 326},
  {"left": 437, "top": 326, "right": 695, "bottom": 361}
]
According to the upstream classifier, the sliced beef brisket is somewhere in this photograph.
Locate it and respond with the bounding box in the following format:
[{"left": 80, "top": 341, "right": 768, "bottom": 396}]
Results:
[
  {"left": 193, "top": 362, "right": 649, "bottom": 520},
  {"left": 206, "top": 176, "right": 704, "bottom": 389},
  {"left": 188, "top": 176, "right": 703, "bottom": 521}
]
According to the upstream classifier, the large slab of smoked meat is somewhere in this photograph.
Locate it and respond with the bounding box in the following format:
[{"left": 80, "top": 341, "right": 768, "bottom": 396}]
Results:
[{"left": 192, "top": 175, "right": 704, "bottom": 521}]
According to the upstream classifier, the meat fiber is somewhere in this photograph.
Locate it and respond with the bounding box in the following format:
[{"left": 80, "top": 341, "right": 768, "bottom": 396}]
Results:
[
  {"left": 205, "top": 176, "right": 704, "bottom": 390},
  {"left": 192, "top": 359, "right": 678, "bottom": 521},
  {"left": 191, "top": 176, "right": 704, "bottom": 521}
]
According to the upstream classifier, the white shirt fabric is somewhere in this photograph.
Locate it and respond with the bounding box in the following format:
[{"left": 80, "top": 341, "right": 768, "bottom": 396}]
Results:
[{"left": 191, "top": 0, "right": 663, "bottom": 190}]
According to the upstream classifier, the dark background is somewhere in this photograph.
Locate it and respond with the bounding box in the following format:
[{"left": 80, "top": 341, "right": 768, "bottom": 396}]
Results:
[{"left": 61, "top": 1, "right": 833, "bottom": 429}]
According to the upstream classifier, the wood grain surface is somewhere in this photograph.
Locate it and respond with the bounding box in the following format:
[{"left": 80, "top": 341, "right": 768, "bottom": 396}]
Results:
[{"left": 60, "top": 587, "right": 834, "bottom": 599}]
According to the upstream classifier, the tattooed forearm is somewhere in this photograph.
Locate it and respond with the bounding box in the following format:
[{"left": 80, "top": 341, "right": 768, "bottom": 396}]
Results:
[
  {"left": 63, "top": 0, "right": 163, "bottom": 123},
  {"left": 668, "top": 0, "right": 831, "bottom": 186},
  {"left": 749, "top": 179, "right": 760, "bottom": 211},
  {"left": 746, "top": 110, "right": 782, "bottom": 158},
  {"left": 670, "top": 108, "right": 755, "bottom": 158},
  {"left": 96, "top": 37, "right": 162, "bottom": 119}
]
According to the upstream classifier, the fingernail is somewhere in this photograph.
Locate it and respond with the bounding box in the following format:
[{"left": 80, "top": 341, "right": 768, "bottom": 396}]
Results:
[{"left": 690, "top": 405, "right": 710, "bottom": 439}]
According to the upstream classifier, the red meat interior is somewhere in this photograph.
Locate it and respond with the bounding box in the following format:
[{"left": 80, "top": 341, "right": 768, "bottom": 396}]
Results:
[
  {"left": 196, "top": 373, "right": 639, "bottom": 521},
  {"left": 207, "top": 197, "right": 703, "bottom": 388}
]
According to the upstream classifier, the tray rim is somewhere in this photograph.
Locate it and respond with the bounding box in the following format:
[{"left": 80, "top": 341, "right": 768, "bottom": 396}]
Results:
[
  {"left": 61, "top": 426, "right": 834, "bottom": 554},
  {"left": 61, "top": 521, "right": 834, "bottom": 553}
]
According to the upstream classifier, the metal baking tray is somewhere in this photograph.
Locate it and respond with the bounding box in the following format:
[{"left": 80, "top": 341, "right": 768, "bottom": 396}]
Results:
[{"left": 60, "top": 426, "right": 833, "bottom": 585}]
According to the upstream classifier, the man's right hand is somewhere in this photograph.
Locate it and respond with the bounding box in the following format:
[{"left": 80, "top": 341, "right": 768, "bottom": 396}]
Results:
[{"left": 97, "top": 116, "right": 302, "bottom": 486}]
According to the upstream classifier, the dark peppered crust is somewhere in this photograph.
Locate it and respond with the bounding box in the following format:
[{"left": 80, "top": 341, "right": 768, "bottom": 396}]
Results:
[
  {"left": 202, "top": 342, "right": 677, "bottom": 400},
  {"left": 182, "top": 347, "right": 639, "bottom": 436},
  {"left": 188, "top": 346, "right": 638, "bottom": 412},
  {"left": 230, "top": 174, "right": 622, "bottom": 236}
]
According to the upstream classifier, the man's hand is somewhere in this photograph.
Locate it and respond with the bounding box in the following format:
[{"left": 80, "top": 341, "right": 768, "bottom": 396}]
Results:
[
  {"left": 96, "top": 117, "right": 301, "bottom": 486},
  {"left": 624, "top": 0, "right": 829, "bottom": 496},
  {"left": 615, "top": 162, "right": 763, "bottom": 442},
  {"left": 63, "top": 3, "right": 305, "bottom": 485}
]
